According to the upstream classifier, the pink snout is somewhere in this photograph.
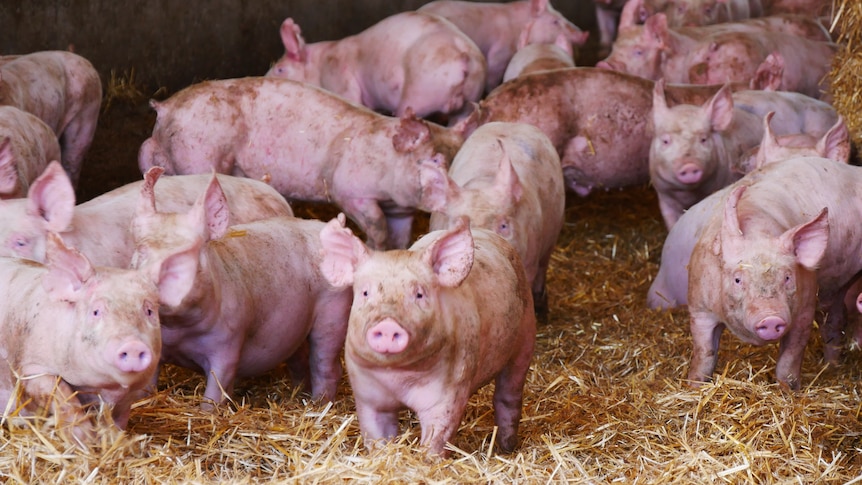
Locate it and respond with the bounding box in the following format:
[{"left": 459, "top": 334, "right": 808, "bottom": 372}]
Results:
[
  {"left": 595, "top": 60, "right": 616, "bottom": 71},
  {"left": 675, "top": 163, "right": 703, "bottom": 184},
  {"left": 755, "top": 316, "right": 787, "bottom": 341},
  {"left": 366, "top": 318, "right": 409, "bottom": 354},
  {"left": 114, "top": 340, "right": 153, "bottom": 373}
]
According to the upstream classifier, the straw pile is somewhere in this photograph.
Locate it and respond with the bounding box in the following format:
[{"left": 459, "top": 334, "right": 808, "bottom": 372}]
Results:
[
  {"left": 830, "top": 0, "right": 862, "bottom": 149},
  {"left": 2, "top": 184, "right": 860, "bottom": 483}
]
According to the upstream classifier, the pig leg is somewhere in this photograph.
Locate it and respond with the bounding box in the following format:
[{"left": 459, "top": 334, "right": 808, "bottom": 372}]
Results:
[
  {"left": 657, "top": 193, "right": 686, "bottom": 230},
  {"left": 23, "top": 374, "right": 94, "bottom": 448},
  {"left": 493, "top": 322, "right": 534, "bottom": 453},
  {"left": 286, "top": 340, "right": 312, "bottom": 393},
  {"left": 337, "top": 197, "right": 390, "bottom": 250},
  {"left": 561, "top": 136, "right": 598, "bottom": 197},
  {"left": 58, "top": 104, "right": 99, "bottom": 187},
  {"left": 201, "top": 348, "right": 243, "bottom": 410},
  {"left": 687, "top": 312, "right": 725, "bottom": 385},
  {"left": 307, "top": 300, "right": 349, "bottom": 402},
  {"left": 416, "top": 392, "right": 471, "bottom": 456},
  {"left": 774, "top": 313, "right": 814, "bottom": 390},
  {"left": 533, "top": 251, "right": 553, "bottom": 321},
  {"left": 381, "top": 204, "right": 416, "bottom": 250}
]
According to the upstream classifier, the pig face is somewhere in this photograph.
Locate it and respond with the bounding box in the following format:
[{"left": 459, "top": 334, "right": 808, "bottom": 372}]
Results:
[
  {"left": 266, "top": 18, "right": 314, "bottom": 82},
  {"left": 520, "top": 0, "right": 589, "bottom": 48},
  {"left": 739, "top": 112, "right": 851, "bottom": 173},
  {"left": 650, "top": 81, "right": 734, "bottom": 188},
  {"left": 715, "top": 186, "right": 828, "bottom": 344},
  {"left": 596, "top": 14, "right": 668, "bottom": 79}
]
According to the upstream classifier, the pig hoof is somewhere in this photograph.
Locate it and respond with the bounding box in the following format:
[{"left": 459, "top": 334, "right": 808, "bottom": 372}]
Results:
[{"left": 366, "top": 319, "right": 409, "bottom": 354}]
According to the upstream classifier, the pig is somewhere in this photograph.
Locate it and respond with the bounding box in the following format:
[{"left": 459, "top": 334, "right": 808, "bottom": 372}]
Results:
[
  {"left": 0, "top": 105, "right": 61, "bottom": 199},
  {"left": 763, "top": 0, "right": 832, "bottom": 16},
  {"left": 597, "top": 13, "right": 837, "bottom": 99},
  {"left": 0, "top": 231, "right": 196, "bottom": 446},
  {"left": 422, "top": 122, "right": 565, "bottom": 318},
  {"left": 502, "top": 33, "right": 575, "bottom": 81},
  {"left": 687, "top": 157, "right": 862, "bottom": 389},
  {"left": 265, "top": 12, "right": 486, "bottom": 121},
  {"left": 130, "top": 170, "right": 351, "bottom": 407},
  {"left": 0, "top": 161, "right": 292, "bottom": 266},
  {"left": 647, "top": 112, "right": 848, "bottom": 310},
  {"left": 138, "top": 77, "right": 461, "bottom": 250},
  {"left": 418, "top": 0, "right": 588, "bottom": 91},
  {"left": 468, "top": 67, "right": 749, "bottom": 196},
  {"left": 735, "top": 112, "right": 850, "bottom": 174},
  {"left": 319, "top": 214, "right": 536, "bottom": 456},
  {"left": 646, "top": 0, "right": 763, "bottom": 27},
  {"left": 0, "top": 51, "right": 101, "bottom": 186}
]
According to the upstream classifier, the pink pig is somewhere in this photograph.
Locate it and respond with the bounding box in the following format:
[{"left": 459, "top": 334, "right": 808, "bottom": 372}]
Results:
[
  {"left": 0, "top": 105, "right": 61, "bottom": 199},
  {"left": 0, "top": 51, "right": 101, "bottom": 186},
  {"left": 687, "top": 157, "right": 862, "bottom": 389},
  {"left": 418, "top": 0, "right": 588, "bottom": 91},
  {"left": 423, "top": 122, "right": 565, "bottom": 318},
  {"left": 502, "top": 33, "right": 575, "bottom": 82},
  {"left": 0, "top": 162, "right": 292, "bottom": 266},
  {"left": 138, "top": 77, "right": 461, "bottom": 250},
  {"left": 319, "top": 214, "right": 536, "bottom": 456},
  {"left": 266, "top": 12, "right": 486, "bottom": 121},
  {"left": 130, "top": 170, "right": 351, "bottom": 407},
  {"left": 0, "top": 231, "right": 196, "bottom": 446}
]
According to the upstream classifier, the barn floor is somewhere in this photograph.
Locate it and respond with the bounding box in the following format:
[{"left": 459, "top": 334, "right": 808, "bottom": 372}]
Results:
[{"left": 3, "top": 74, "right": 862, "bottom": 483}]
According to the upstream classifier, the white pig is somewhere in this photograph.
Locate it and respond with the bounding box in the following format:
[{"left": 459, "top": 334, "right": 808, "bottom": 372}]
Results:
[
  {"left": 423, "top": 122, "right": 565, "bottom": 317},
  {"left": 319, "top": 214, "right": 536, "bottom": 456},
  {"left": 130, "top": 171, "right": 351, "bottom": 407},
  {"left": 502, "top": 33, "right": 575, "bottom": 82},
  {"left": 0, "top": 105, "right": 61, "bottom": 199}
]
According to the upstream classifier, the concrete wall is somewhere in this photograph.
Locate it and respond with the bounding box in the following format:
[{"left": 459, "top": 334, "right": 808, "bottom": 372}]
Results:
[{"left": 0, "top": 0, "right": 598, "bottom": 94}]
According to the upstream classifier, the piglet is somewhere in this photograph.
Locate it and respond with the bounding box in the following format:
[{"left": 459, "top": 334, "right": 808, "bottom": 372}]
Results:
[
  {"left": 0, "top": 232, "right": 196, "bottom": 446},
  {"left": 0, "top": 105, "right": 61, "bottom": 199},
  {"left": 0, "top": 162, "right": 292, "bottom": 266},
  {"left": 0, "top": 51, "right": 101, "bottom": 186},
  {"left": 319, "top": 214, "right": 536, "bottom": 456},
  {"left": 418, "top": 0, "right": 587, "bottom": 91},
  {"left": 130, "top": 170, "right": 351, "bottom": 407},
  {"left": 266, "top": 12, "right": 486, "bottom": 120},
  {"left": 423, "top": 122, "right": 565, "bottom": 317}
]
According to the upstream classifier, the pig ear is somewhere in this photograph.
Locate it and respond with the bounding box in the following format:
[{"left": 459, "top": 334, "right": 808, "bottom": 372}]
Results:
[
  {"left": 137, "top": 166, "right": 163, "bottom": 216},
  {"left": 280, "top": 18, "right": 306, "bottom": 62},
  {"left": 0, "top": 138, "right": 18, "bottom": 194},
  {"left": 419, "top": 155, "right": 460, "bottom": 213},
  {"left": 555, "top": 32, "right": 575, "bottom": 57},
  {"left": 750, "top": 53, "right": 783, "bottom": 91},
  {"left": 26, "top": 161, "right": 75, "bottom": 233},
  {"left": 424, "top": 216, "right": 474, "bottom": 288},
  {"left": 494, "top": 142, "right": 523, "bottom": 203},
  {"left": 42, "top": 232, "right": 94, "bottom": 302},
  {"left": 818, "top": 116, "right": 851, "bottom": 164},
  {"left": 716, "top": 185, "right": 746, "bottom": 259},
  {"left": 529, "top": 0, "right": 549, "bottom": 16},
  {"left": 451, "top": 103, "right": 479, "bottom": 139},
  {"left": 754, "top": 112, "right": 778, "bottom": 170},
  {"left": 644, "top": 13, "right": 670, "bottom": 49},
  {"left": 704, "top": 84, "right": 734, "bottom": 132},
  {"left": 651, "top": 78, "right": 670, "bottom": 124},
  {"left": 154, "top": 244, "right": 201, "bottom": 307},
  {"left": 780, "top": 208, "right": 829, "bottom": 270},
  {"left": 319, "top": 213, "right": 370, "bottom": 288},
  {"left": 392, "top": 110, "right": 431, "bottom": 153},
  {"left": 619, "top": 0, "right": 644, "bottom": 29},
  {"left": 201, "top": 174, "right": 230, "bottom": 240}
]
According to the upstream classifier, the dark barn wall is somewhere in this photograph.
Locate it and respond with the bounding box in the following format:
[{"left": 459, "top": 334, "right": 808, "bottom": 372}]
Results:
[{"left": 0, "top": 0, "right": 598, "bottom": 94}]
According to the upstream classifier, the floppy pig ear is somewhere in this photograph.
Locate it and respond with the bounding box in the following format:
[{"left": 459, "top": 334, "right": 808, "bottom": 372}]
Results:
[
  {"left": 319, "top": 213, "right": 369, "bottom": 288},
  {"left": 27, "top": 161, "right": 75, "bottom": 233},
  {"left": 425, "top": 216, "right": 474, "bottom": 288},
  {"left": 419, "top": 155, "right": 459, "bottom": 213},
  {"left": 42, "top": 232, "right": 94, "bottom": 302},
  {"left": 782, "top": 208, "right": 829, "bottom": 270},
  {"left": 392, "top": 110, "right": 430, "bottom": 153},
  {"left": 280, "top": 18, "right": 307, "bottom": 62}
]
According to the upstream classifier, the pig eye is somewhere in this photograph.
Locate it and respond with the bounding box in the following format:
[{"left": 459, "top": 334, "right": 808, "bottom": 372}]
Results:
[
  {"left": 660, "top": 135, "right": 671, "bottom": 146},
  {"left": 13, "top": 237, "right": 28, "bottom": 248},
  {"left": 700, "top": 136, "right": 708, "bottom": 144},
  {"left": 634, "top": 48, "right": 643, "bottom": 57},
  {"left": 416, "top": 291, "right": 424, "bottom": 299},
  {"left": 362, "top": 290, "right": 369, "bottom": 297},
  {"left": 734, "top": 277, "right": 742, "bottom": 284},
  {"left": 92, "top": 309, "right": 100, "bottom": 317}
]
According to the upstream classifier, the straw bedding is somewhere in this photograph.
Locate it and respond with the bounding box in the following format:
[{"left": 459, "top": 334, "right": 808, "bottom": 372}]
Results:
[{"left": 3, "top": 2, "right": 862, "bottom": 482}]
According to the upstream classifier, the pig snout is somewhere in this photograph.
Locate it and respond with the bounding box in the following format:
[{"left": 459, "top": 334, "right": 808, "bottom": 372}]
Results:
[
  {"left": 596, "top": 60, "right": 616, "bottom": 71},
  {"left": 675, "top": 163, "right": 703, "bottom": 185},
  {"left": 366, "top": 318, "right": 409, "bottom": 354},
  {"left": 755, "top": 316, "right": 787, "bottom": 341},
  {"left": 114, "top": 340, "right": 154, "bottom": 373}
]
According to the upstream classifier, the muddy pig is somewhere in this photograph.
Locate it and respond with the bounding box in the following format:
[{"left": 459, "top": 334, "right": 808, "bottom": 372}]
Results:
[
  {"left": 319, "top": 214, "right": 535, "bottom": 456},
  {"left": 266, "top": 12, "right": 486, "bottom": 121},
  {"left": 424, "top": 122, "right": 565, "bottom": 317},
  {"left": 0, "top": 105, "right": 61, "bottom": 199},
  {"left": 419, "top": 0, "right": 587, "bottom": 91},
  {"left": 0, "top": 51, "right": 101, "bottom": 186},
  {"left": 0, "top": 232, "right": 196, "bottom": 446},
  {"left": 0, "top": 162, "right": 292, "bottom": 266},
  {"left": 138, "top": 77, "right": 461, "bottom": 250},
  {"left": 687, "top": 158, "right": 862, "bottom": 389},
  {"left": 130, "top": 170, "right": 351, "bottom": 408}
]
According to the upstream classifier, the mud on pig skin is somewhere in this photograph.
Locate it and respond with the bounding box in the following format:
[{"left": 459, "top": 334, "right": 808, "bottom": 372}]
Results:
[
  {"left": 130, "top": 170, "right": 351, "bottom": 408},
  {"left": 687, "top": 157, "right": 862, "bottom": 389},
  {"left": 419, "top": 0, "right": 587, "bottom": 91},
  {"left": 0, "top": 105, "right": 61, "bottom": 199},
  {"left": 424, "top": 122, "right": 565, "bottom": 318},
  {"left": 138, "top": 77, "right": 462, "bottom": 250},
  {"left": 0, "top": 232, "right": 197, "bottom": 447},
  {"left": 0, "top": 51, "right": 101, "bottom": 187},
  {"left": 266, "top": 12, "right": 486, "bottom": 121},
  {"left": 319, "top": 214, "right": 536, "bottom": 457},
  {"left": 0, "top": 162, "right": 292, "bottom": 267}
]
